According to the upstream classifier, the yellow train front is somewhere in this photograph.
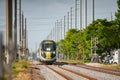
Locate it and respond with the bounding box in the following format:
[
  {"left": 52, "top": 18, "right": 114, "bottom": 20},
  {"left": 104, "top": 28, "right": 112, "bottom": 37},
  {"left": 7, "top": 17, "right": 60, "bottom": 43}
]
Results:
[{"left": 39, "top": 40, "right": 56, "bottom": 64}]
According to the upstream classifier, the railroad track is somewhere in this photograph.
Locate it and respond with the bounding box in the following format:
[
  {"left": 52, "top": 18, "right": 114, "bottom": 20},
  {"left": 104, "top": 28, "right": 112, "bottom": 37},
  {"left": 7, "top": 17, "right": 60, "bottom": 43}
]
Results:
[
  {"left": 46, "top": 65, "right": 73, "bottom": 80},
  {"left": 76, "top": 64, "right": 120, "bottom": 76},
  {"left": 38, "top": 61, "right": 120, "bottom": 80},
  {"left": 46, "top": 65, "right": 97, "bottom": 80}
]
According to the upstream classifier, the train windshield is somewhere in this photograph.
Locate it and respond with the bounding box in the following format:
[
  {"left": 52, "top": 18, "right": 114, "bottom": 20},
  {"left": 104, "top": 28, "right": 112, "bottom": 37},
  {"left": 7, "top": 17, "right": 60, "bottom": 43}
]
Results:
[{"left": 42, "top": 43, "right": 56, "bottom": 51}]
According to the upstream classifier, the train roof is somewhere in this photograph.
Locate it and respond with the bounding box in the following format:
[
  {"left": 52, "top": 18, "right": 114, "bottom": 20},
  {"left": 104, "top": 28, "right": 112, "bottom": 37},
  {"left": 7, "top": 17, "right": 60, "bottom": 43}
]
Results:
[{"left": 40, "top": 40, "right": 56, "bottom": 44}]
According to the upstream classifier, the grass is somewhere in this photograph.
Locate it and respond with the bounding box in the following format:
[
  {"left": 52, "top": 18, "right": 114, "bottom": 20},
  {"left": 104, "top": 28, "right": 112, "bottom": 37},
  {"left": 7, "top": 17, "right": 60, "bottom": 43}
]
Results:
[
  {"left": 3, "top": 61, "right": 29, "bottom": 80},
  {"left": 59, "top": 59, "right": 120, "bottom": 68},
  {"left": 115, "top": 64, "right": 120, "bottom": 69},
  {"left": 58, "top": 59, "right": 87, "bottom": 64},
  {"left": 12, "top": 61, "right": 29, "bottom": 78}
]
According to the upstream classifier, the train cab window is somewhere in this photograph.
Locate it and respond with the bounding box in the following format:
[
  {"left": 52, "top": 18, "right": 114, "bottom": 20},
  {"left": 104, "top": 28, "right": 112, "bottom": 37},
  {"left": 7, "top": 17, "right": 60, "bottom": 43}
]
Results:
[
  {"left": 44, "top": 44, "right": 52, "bottom": 51},
  {"left": 41, "top": 40, "right": 56, "bottom": 51},
  {"left": 53, "top": 44, "right": 56, "bottom": 50},
  {"left": 42, "top": 43, "right": 53, "bottom": 51}
]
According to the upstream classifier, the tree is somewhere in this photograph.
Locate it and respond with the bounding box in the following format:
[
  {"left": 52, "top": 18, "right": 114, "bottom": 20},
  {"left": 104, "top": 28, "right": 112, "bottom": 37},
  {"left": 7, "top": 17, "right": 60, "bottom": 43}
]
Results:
[
  {"left": 115, "top": 0, "right": 120, "bottom": 48},
  {"left": 57, "top": 0, "right": 120, "bottom": 61},
  {"left": 115, "top": 0, "right": 120, "bottom": 25}
]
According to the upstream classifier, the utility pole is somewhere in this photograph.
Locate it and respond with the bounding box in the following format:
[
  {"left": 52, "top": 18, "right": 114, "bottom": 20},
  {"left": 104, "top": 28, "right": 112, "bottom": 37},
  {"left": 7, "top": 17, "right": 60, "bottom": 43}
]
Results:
[
  {"left": 57, "top": 21, "right": 61, "bottom": 40},
  {"left": 21, "top": 13, "right": 24, "bottom": 58},
  {"left": 91, "top": 0, "right": 94, "bottom": 59},
  {"left": 80, "top": 0, "right": 82, "bottom": 30},
  {"left": 61, "top": 19, "right": 62, "bottom": 39},
  {"left": 51, "top": 31, "right": 52, "bottom": 40},
  {"left": 24, "top": 18, "right": 27, "bottom": 59},
  {"left": 58, "top": 21, "right": 60, "bottom": 41},
  {"left": 70, "top": 7, "right": 73, "bottom": 29},
  {"left": 67, "top": 12, "right": 69, "bottom": 31},
  {"left": 26, "top": 30, "right": 28, "bottom": 58},
  {"left": 53, "top": 27, "right": 55, "bottom": 41},
  {"left": 0, "top": 32, "right": 3, "bottom": 80},
  {"left": 6, "top": 0, "right": 13, "bottom": 79},
  {"left": 49, "top": 31, "right": 51, "bottom": 40},
  {"left": 53, "top": 28, "right": 54, "bottom": 40},
  {"left": 55, "top": 22, "right": 57, "bottom": 42},
  {"left": 91, "top": 37, "right": 93, "bottom": 55},
  {"left": 75, "top": 0, "right": 77, "bottom": 29},
  {"left": 6, "top": 0, "right": 13, "bottom": 64},
  {"left": 50, "top": 31, "right": 52, "bottom": 40},
  {"left": 14, "top": 0, "right": 17, "bottom": 60},
  {"left": 92, "top": 0, "right": 95, "bottom": 22},
  {"left": 64, "top": 16, "right": 66, "bottom": 39},
  {"left": 84, "top": 0, "right": 87, "bottom": 28},
  {"left": 25, "top": 18, "right": 27, "bottom": 53},
  {"left": 53, "top": 24, "right": 55, "bottom": 40},
  {"left": 57, "top": 20, "right": 59, "bottom": 41},
  {"left": 19, "top": 0, "right": 21, "bottom": 60},
  {"left": 52, "top": 28, "right": 54, "bottom": 40},
  {"left": 22, "top": 13, "right": 24, "bottom": 39}
]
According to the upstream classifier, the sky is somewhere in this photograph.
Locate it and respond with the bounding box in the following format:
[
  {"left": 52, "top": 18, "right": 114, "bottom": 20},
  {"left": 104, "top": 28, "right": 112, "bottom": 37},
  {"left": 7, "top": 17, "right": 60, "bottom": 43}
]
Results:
[{"left": 0, "top": 0, "right": 118, "bottom": 52}]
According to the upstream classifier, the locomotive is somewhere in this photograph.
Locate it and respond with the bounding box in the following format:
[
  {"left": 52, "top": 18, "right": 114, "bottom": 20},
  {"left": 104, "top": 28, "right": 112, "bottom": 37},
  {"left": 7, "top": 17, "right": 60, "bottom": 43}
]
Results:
[{"left": 38, "top": 40, "right": 56, "bottom": 64}]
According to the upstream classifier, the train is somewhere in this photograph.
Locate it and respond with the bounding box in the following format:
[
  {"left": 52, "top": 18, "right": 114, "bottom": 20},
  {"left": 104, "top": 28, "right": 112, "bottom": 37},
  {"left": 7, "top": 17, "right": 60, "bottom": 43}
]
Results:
[{"left": 37, "top": 40, "right": 56, "bottom": 64}]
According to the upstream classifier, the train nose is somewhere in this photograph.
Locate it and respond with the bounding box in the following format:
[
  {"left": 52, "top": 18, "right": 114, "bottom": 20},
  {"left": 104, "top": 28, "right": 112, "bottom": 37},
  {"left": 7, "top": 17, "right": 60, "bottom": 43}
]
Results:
[{"left": 46, "top": 52, "right": 51, "bottom": 59}]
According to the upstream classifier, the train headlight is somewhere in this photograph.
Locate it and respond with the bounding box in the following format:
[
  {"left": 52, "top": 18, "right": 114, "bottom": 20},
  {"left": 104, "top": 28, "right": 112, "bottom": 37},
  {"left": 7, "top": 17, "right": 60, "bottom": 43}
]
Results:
[{"left": 53, "top": 51, "right": 56, "bottom": 54}]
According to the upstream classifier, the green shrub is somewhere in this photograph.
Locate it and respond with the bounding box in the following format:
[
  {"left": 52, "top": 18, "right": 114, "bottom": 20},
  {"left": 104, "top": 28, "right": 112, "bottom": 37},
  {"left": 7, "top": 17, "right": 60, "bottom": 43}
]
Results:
[{"left": 22, "top": 64, "right": 28, "bottom": 68}]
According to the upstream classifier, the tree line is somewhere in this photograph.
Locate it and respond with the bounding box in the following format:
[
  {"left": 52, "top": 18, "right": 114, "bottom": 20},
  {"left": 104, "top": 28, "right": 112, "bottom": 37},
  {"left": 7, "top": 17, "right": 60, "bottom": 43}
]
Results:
[{"left": 57, "top": 0, "right": 120, "bottom": 61}]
